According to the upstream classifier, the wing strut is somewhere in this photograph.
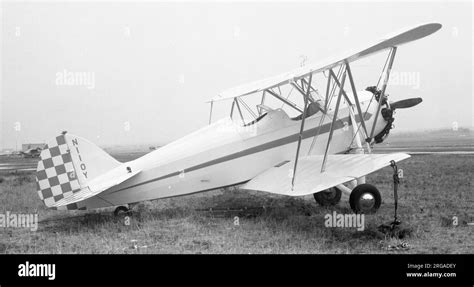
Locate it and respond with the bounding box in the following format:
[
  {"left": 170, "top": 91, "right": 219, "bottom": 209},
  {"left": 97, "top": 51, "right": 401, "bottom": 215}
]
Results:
[
  {"left": 291, "top": 73, "right": 312, "bottom": 189},
  {"left": 259, "top": 91, "right": 266, "bottom": 115},
  {"left": 301, "top": 78, "right": 318, "bottom": 102},
  {"left": 234, "top": 98, "right": 245, "bottom": 124},
  {"left": 369, "top": 47, "right": 397, "bottom": 140},
  {"left": 238, "top": 97, "right": 257, "bottom": 119},
  {"left": 324, "top": 69, "right": 332, "bottom": 111},
  {"left": 208, "top": 100, "right": 214, "bottom": 125},
  {"left": 345, "top": 61, "right": 372, "bottom": 153},
  {"left": 230, "top": 99, "right": 235, "bottom": 118},
  {"left": 345, "top": 62, "right": 369, "bottom": 139},
  {"left": 293, "top": 81, "right": 315, "bottom": 103},
  {"left": 328, "top": 69, "right": 353, "bottom": 106},
  {"left": 321, "top": 66, "right": 347, "bottom": 172},
  {"left": 265, "top": 89, "right": 303, "bottom": 113}
]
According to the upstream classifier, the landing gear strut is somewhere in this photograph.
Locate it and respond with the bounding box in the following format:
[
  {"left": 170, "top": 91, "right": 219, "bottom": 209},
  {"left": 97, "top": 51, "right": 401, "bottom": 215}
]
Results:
[{"left": 313, "top": 187, "right": 342, "bottom": 206}]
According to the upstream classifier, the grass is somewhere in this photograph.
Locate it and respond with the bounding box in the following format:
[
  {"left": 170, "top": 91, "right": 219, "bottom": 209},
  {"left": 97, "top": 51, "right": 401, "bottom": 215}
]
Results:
[{"left": 0, "top": 154, "right": 472, "bottom": 254}]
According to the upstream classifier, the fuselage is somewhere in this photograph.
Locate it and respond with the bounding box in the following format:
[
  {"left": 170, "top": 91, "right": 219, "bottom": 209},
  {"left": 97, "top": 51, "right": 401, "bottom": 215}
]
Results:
[{"left": 79, "top": 90, "right": 389, "bottom": 209}]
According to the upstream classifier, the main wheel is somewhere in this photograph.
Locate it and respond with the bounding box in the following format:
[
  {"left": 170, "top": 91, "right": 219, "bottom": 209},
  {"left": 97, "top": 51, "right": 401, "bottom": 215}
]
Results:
[
  {"left": 349, "top": 184, "right": 381, "bottom": 214},
  {"left": 313, "top": 187, "right": 342, "bottom": 206}
]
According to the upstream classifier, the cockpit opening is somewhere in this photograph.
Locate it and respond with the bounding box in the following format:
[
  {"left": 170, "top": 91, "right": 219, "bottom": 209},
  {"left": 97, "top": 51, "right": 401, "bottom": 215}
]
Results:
[
  {"left": 291, "top": 101, "right": 323, "bottom": 121},
  {"left": 244, "top": 113, "right": 268, "bottom": 127}
]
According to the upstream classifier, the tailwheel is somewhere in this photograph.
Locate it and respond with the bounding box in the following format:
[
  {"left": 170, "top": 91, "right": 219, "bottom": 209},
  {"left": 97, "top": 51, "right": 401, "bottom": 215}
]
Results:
[
  {"left": 313, "top": 187, "right": 342, "bottom": 206},
  {"left": 349, "top": 184, "right": 381, "bottom": 214},
  {"left": 114, "top": 206, "right": 130, "bottom": 217}
]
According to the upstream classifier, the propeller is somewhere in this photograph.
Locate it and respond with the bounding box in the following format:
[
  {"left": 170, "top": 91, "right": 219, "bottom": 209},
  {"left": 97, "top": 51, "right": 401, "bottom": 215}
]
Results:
[{"left": 390, "top": 98, "right": 423, "bottom": 110}]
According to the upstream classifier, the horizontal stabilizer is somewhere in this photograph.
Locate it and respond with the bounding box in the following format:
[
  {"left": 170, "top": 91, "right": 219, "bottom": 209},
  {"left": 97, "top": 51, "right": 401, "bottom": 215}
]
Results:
[
  {"left": 48, "top": 166, "right": 141, "bottom": 208},
  {"left": 242, "top": 153, "right": 410, "bottom": 196}
]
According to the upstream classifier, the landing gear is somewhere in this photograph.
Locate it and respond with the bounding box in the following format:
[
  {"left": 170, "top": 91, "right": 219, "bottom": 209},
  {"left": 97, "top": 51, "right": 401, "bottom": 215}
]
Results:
[
  {"left": 114, "top": 206, "right": 130, "bottom": 217},
  {"left": 349, "top": 184, "right": 381, "bottom": 214},
  {"left": 313, "top": 187, "right": 342, "bottom": 206}
]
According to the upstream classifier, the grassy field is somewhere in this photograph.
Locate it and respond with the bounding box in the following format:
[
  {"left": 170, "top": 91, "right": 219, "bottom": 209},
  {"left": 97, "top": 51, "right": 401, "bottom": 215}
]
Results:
[
  {"left": 0, "top": 153, "right": 472, "bottom": 254},
  {"left": 378, "top": 128, "right": 474, "bottom": 152}
]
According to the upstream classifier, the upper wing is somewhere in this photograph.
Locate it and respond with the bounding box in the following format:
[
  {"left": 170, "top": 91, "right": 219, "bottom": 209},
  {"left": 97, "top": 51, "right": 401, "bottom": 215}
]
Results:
[
  {"left": 211, "top": 23, "right": 441, "bottom": 102},
  {"left": 242, "top": 153, "right": 410, "bottom": 196}
]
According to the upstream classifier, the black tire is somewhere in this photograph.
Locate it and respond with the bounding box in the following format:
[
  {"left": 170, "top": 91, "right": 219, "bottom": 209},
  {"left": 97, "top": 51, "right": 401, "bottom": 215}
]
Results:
[
  {"left": 349, "top": 184, "right": 381, "bottom": 214},
  {"left": 313, "top": 187, "right": 342, "bottom": 206},
  {"left": 114, "top": 206, "right": 129, "bottom": 217}
]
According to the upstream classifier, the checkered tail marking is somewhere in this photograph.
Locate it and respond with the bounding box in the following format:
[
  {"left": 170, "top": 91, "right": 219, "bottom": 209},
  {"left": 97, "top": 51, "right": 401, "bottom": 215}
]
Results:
[{"left": 35, "top": 135, "right": 83, "bottom": 210}]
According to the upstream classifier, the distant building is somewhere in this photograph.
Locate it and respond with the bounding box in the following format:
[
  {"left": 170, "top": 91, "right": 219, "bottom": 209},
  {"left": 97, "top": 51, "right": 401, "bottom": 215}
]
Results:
[{"left": 22, "top": 143, "right": 46, "bottom": 152}]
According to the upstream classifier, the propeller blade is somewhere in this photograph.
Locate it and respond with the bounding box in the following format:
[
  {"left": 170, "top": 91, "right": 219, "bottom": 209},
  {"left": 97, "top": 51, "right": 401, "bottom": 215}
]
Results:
[{"left": 390, "top": 98, "right": 422, "bottom": 110}]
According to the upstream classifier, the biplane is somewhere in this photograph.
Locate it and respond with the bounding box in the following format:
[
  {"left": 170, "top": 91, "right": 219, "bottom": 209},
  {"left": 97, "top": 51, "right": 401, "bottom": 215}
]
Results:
[{"left": 35, "top": 23, "right": 441, "bottom": 215}]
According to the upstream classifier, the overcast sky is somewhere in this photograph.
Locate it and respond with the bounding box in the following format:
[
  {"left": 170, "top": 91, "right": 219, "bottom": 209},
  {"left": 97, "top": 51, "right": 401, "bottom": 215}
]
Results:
[{"left": 1, "top": 1, "right": 472, "bottom": 149}]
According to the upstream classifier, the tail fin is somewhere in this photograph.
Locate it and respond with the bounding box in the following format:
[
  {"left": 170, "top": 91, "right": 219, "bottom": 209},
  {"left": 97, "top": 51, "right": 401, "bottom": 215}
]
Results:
[{"left": 35, "top": 133, "right": 140, "bottom": 210}]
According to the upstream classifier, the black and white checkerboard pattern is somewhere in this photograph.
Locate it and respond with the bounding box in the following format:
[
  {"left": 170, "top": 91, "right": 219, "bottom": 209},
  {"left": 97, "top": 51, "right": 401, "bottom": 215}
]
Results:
[{"left": 36, "top": 135, "right": 82, "bottom": 210}]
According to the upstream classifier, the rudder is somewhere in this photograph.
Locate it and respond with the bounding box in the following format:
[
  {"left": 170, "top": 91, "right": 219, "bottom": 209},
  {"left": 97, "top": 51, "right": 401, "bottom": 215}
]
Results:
[{"left": 36, "top": 133, "right": 121, "bottom": 210}]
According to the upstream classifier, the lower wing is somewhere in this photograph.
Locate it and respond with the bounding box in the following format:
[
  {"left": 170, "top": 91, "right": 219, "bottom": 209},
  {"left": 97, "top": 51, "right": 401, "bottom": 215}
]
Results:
[{"left": 242, "top": 153, "right": 410, "bottom": 196}]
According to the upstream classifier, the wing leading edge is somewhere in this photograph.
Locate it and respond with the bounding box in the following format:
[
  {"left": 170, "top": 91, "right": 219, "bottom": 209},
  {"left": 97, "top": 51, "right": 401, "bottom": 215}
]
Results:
[{"left": 242, "top": 153, "right": 410, "bottom": 196}]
